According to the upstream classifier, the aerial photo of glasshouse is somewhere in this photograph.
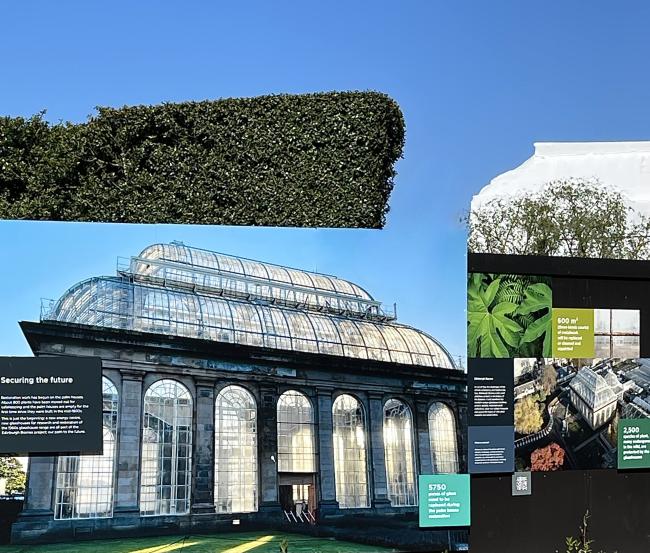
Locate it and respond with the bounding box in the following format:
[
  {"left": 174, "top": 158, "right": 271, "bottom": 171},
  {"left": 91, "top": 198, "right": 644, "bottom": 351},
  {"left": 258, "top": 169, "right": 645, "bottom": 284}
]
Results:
[{"left": 513, "top": 356, "right": 650, "bottom": 471}]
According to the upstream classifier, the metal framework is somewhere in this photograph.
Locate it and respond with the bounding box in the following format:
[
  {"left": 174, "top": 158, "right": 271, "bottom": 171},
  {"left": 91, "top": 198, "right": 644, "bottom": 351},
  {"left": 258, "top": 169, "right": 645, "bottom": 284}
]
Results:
[
  {"left": 43, "top": 284, "right": 454, "bottom": 370},
  {"left": 428, "top": 402, "right": 460, "bottom": 474},
  {"left": 118, "top": 255, "right": 393, "bottom": 320},
  {"left": 332, "top": 394, "right": 370, "bottom": 509},
  {"left": 140, "top": 379, "right": 193, "bottom": 516},
  {"left": 41, "top": 242, "right": 456, "bottom": 370},
  {"left": 594, "top": 308, "right": 640, "bottom": 358},
  {"left": 136, "top": 242, "right": 373, "bottom": 300},
  {"left": 570, "top": 368, "right": 617, "bottom": 412},
  {"left": 214, "top": 385, "right": 258, "bottom": 514},
  {"left": 383, "top": 399, "right": 417, "bottom": 507},
  {"left": 277, "top": 391, "right": 316, "bottom": 473},
  {"left": 54, "top": 377, "right": 118, "bottom": 520}
]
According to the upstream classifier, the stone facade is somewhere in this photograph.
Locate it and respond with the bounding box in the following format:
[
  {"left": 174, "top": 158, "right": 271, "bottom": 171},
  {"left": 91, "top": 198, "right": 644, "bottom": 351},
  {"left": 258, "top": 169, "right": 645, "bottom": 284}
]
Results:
[{"left": 12, "top": 321, "right": 467, "bottom": 544}]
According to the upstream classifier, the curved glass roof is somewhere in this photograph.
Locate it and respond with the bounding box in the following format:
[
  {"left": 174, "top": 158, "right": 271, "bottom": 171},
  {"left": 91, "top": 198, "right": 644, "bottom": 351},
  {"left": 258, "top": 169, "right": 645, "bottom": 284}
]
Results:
[
  {"left": 135, "top": 243, "right": 373, "bottom": 301},
  {"left": 45, "top": 276, "right": 455, "bottom": 369}
]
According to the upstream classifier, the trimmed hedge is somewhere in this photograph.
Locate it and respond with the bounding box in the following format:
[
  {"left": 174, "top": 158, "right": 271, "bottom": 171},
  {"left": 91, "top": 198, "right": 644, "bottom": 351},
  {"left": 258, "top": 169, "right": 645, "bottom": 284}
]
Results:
[{"left": 0, "top": 91, "right": 404, "bottom": 227}]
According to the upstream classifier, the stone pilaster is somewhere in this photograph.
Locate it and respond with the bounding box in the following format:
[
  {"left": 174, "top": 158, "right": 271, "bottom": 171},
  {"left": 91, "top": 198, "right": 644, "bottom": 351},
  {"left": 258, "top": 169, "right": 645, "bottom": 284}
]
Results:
[
  {"left": 316, "top": 388, "right": 338, "bottom": 514},
  {"left": 22, "top": 456, "right": 56, "bottom": 515},
  {"left": 114, "top": 370, "right": 143, "bottom": 517},
  {"left": 258, "top": 385, "right": 280, "bottom": 515},
  {"left": 368, "top": 393, "right": 391, "bottom": 509},
  {"left": 192, "top": 379, "right": 216, "bottom": 513},
  {"left": 456, "top": 402, "right": 468, "bottom": 472},
  {"left": 416, "top": 400, "right": 433, "bottom": 475}
]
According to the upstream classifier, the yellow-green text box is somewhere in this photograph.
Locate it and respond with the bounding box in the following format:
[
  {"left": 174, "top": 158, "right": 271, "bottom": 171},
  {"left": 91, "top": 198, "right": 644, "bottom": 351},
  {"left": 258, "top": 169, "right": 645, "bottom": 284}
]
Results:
[{"left": 552, "top": 308, "right": 594, "bottom": 357}]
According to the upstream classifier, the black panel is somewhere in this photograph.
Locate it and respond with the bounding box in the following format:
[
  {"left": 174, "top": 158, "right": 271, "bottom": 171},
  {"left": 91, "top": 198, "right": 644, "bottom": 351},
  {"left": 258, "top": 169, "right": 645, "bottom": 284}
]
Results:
[
  {"left": 468, "top": 252, "right": 650, "bottom": 280},
  {"left": 468, "top": 358, "right": 514, "bottom": 427},
  {"left": 588, "top": 471, "right": 650, "bottom": 552},
  {"left": 469, "top": 252, "right": 650, "bottom": 356},
  {"left": 471, "top": 461, "right": 650, "bottom": 551},
  {"left": 468, "top": 252, "right": 650, "bottom": 552},
  {"left": 0, "top": 356, "right": 102, "bottom": 455}
]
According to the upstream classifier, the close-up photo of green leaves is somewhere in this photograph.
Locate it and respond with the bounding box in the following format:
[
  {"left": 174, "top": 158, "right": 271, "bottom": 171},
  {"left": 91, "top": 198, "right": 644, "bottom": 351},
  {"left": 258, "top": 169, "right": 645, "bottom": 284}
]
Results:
[{"left": 467, "top": 272, "right": 552, "bottom": 358}]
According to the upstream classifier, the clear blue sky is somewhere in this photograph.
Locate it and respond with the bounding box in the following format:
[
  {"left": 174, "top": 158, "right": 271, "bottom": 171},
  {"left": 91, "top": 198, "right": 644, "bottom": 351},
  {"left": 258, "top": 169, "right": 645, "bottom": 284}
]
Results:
[{"left": 1, "top": 1, "right": 650, "bottom": 364}]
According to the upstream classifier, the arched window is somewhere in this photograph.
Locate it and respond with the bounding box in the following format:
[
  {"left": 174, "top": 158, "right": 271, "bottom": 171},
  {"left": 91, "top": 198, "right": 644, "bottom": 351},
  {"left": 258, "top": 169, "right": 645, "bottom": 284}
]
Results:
[
  {"left": 55, "top": 377, "right": 119, "bottom": 519},
  {"left": 332, "top": 394, "right": 369, "bottom": 508},
  {"left": 214, "top": 385, "right": 258, "bottom": 513},
  {"left": 140, "top": 379, "right": 192, "bottom": 516},
  {"left": 383, "top": 399, "right": 417, "bottom": 506},
  {"left": 277, "top": 391, "right": 316, "bottom": 472},
  {"left": 428, "top": 402, "right": 459, "bottom": 474}
]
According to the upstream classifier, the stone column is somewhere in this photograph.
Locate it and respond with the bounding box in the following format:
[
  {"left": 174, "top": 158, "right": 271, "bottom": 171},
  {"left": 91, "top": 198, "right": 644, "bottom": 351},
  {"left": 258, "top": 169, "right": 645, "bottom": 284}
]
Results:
[
  {"left": 456, "top": 402, "right": 468, "bottom": 472},
  {"left": 316, "top": 388, "right": 338, "bottom": 514},
  {"left": 416, "top": 400, "right": 433, "bottom": 474},
  {"left": 258, "top": 385, "right": 281, "bottom": 516},
  {"left": 368, "top": 393, "right": 391, "bottom": 509},
  {"left": 114, "top": 370, "right": 143, "bottom": 519},
  {"left": 192, "top": 379, "right": 216, "bottom": 514},
  {"left": 10, "top": 456, "right": 56, "bottom": 542}
]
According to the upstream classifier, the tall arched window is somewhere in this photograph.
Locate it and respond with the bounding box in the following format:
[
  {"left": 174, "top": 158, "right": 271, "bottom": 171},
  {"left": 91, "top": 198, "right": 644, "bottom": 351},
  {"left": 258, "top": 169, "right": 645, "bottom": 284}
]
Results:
[
  {"left": 332, "top": 394, "right": 369, "bottom": 508},
  {"left": 214, "top": 385, "right": 258, "bottom": 513},
  {"left": 383, "top": 399, "right": 417, "bottom": 506},
  {"left": 277, "top": 391, "right": 316, "bottom": 472},
  {"left": 55, "top": 377, "right": 119, "bottom": 519},
  {"left": 140, "top": 379, "right": 192, "bottom": 516},
  {"left": 428, "top": 402, "right": 459, "bottom": 474}
]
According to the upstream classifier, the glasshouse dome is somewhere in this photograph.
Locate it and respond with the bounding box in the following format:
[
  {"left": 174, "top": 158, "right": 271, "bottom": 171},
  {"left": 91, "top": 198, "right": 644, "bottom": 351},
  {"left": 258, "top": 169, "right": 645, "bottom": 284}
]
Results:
[
  {"left": 137, "top": 242, "right": 373, "bottom": 300},
  {"left": 44, "top": 243, "right": 456, "bottom": 369}
]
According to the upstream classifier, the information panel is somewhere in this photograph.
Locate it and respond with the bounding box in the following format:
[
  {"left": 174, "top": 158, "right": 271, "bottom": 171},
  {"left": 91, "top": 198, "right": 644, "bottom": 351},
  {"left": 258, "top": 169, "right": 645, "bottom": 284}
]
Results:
[
  {"left": 467, "top": 358, "right": 515, "bottom": 473},
  {"left": 418, "top": 474, "right": 471, "bottom": 528},
  {"left": 468, "top": 253, "right": 650, "bottom": 473},
  {"left": 552, "top": 307, "right": 595, "bottom": 357},
  {"left": 0, "top": 356, "right": 102, "bottom": 455},
  {"left": 618, "top": 419, "right": 650, "bottom": 470}
]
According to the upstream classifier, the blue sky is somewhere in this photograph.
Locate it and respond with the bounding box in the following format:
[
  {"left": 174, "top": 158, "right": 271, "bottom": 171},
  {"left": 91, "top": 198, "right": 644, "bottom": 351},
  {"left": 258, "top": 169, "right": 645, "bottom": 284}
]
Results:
[{"left": 1, "top": 1, "right": 650, "bottom": 364}]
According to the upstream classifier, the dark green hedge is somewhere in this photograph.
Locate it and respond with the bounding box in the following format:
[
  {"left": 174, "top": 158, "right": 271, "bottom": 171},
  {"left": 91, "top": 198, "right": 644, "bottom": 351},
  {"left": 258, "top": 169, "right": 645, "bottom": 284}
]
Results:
[{"left": 0, "top": 91, "right": 404, "bottom": 227}]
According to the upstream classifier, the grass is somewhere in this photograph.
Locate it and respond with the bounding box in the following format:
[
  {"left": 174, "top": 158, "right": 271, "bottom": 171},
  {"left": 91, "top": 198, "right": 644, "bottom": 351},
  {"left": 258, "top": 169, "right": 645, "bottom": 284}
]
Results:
[{"left": 0, "top": 532, "right": 396, "bottom": 553}]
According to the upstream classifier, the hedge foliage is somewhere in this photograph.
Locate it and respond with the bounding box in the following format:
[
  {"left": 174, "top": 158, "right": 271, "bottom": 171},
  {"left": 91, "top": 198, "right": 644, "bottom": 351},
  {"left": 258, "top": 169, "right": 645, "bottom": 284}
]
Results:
[{"left": 0, "top": 91, "right": 404, "bottom": 227}]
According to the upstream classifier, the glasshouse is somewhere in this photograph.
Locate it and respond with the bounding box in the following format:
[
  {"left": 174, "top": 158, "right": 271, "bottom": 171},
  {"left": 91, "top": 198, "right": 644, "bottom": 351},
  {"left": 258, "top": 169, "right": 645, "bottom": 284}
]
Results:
[
  {"left": 569, "top": 368, "right": 619, "bottom": 430},
  {"left": 12, "top": 242, "right": 467, "bottom": 543}
]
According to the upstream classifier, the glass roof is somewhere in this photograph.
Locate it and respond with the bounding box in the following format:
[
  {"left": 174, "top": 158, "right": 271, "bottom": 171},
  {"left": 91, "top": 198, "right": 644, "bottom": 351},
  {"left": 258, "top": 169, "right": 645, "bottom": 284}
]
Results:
[
  {"left": 569, "top": 368, "right": 617, "bottom": 410},
  {"left": 135, "top": 243, "right": 373, "bottom": 301},
  {"left": 124, "top": 249, "right": 388, "bottom": 319},
  {"left": 45, "top": 276, "right": 456, "bottom": 369}
]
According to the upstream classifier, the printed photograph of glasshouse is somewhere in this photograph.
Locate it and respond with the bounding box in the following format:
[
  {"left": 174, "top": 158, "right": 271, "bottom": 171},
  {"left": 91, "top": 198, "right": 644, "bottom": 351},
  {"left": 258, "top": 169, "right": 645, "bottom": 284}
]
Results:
[
  {"left": 513, "top": 357, "right": 650, "bottom": 472},
  {"left": 0, "top": 221, "right": 467, "bottom": 552}
]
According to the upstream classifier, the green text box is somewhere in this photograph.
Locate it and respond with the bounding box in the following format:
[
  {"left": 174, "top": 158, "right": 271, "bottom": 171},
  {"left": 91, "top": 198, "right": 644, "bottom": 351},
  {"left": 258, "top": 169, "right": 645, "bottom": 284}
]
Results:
[
  {"left": 418, "top": 474, "right": 471, "bottom": 527},
  {"left": 618, "top": 419, "right": 650, "bottom": 469},
  {"left": 552, "top": 308, "right": 594, "bottom": 357}
]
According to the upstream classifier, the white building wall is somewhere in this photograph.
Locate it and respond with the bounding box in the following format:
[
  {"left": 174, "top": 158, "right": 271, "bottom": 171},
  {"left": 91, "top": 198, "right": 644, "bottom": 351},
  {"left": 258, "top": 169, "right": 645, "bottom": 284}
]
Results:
[{"left": 472, "top": 141, "right": 650, "bottom": 217}]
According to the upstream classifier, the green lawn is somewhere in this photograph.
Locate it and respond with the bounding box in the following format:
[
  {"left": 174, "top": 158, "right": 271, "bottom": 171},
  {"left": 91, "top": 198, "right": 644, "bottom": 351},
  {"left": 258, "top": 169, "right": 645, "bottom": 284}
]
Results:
[{"left": 0, "top": 532, "right": 395, "bottom": 553}]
